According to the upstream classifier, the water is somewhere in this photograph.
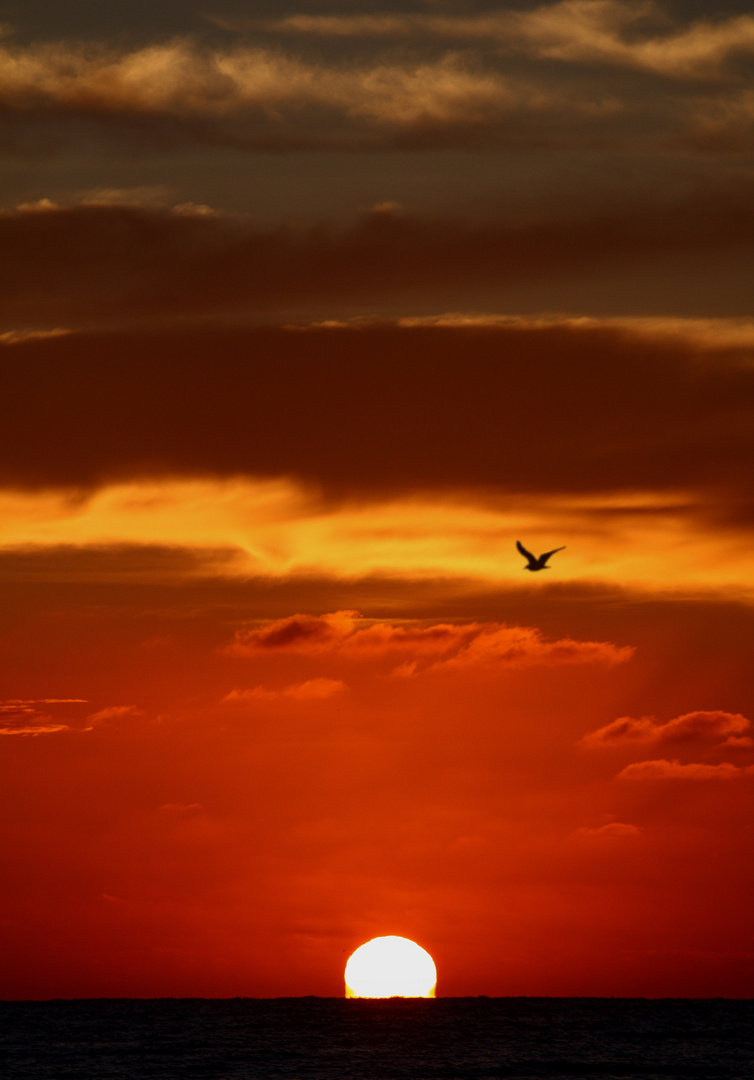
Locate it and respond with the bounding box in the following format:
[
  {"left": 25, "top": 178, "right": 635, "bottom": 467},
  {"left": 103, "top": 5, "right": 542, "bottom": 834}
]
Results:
[{"left": 0, "top": 998, "right": 751, "bottom": 1080}]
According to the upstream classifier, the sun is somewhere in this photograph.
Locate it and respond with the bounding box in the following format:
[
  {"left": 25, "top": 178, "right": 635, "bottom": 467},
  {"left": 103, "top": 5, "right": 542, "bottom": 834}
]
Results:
[{"left": 344, "top": 936, "right": 437, "bottom": 998}]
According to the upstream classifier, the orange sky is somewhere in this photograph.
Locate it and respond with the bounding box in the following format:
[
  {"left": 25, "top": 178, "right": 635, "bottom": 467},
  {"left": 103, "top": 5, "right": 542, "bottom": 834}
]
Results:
[
  {"left": 2, "top": 321, "right": 753, "bottom": 999},
  {"left": 2, "top": 1, "right": 754, "bottom": 1001}
]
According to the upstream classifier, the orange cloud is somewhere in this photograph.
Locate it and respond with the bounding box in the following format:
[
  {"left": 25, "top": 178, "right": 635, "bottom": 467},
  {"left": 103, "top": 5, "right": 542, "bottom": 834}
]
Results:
[
  {"left": 0, "top": 724, "right": 69, "bottom": 736},
  {"left": 1, "top": 698, "right": 88, "bottom": 704},
  {"left": 1, "top": 323, "right": 754, "bottom": 602},
  {"left": 0, "top": 328, "right": 72, "bottom": 345},
  {"left": 228, "top": 611, "right": 632, "bottom": 674},
  {"left": 87, "top": 705, "right": 144, "bottom": 723},
  {"left": 0, "top": 699, "right": 142, "bottom": 734},
  {"left": 617, "top": 759, "right": 754, "bottom": 781},
  {"left": 224, "top": 678, "right": 347, "bottom": 702},
  {"left": 570, "top": 822, "right": 641, "bottom": 839},
  {"left": 394, "top": 313, "right": 754, "bottom": 351},
  {"left": 581, "top": 710, "right": 751, "bottom": 749},
  {"left": 0, "top": 701, "right": 68, "bottom": 736}
]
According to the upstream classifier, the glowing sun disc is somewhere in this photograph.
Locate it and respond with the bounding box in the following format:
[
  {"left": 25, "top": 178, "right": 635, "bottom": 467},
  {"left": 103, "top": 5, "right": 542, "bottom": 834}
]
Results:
[{"left": 344, "top": 936, "right": 437, "bottom": 998}]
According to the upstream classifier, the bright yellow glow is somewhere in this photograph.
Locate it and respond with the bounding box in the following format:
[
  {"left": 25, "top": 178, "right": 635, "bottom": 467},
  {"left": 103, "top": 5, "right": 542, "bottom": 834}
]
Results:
[
  {"left": 2, "top": 477, "right": 754, "bottom": 600},
  {"left": 344, "top": 936, "right": 436, "bottom": 998}
]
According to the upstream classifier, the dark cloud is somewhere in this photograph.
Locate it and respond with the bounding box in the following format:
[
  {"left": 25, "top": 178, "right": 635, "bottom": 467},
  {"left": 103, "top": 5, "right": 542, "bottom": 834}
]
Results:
[
  {"left": 1, "top": 190, "right": 754, "bottom": 325},
  {"left": 235, "top": 612, "right": 351, "bottom": 650},
  {"left": 2, "top": 317, "right": 754, "bottom": 499}
]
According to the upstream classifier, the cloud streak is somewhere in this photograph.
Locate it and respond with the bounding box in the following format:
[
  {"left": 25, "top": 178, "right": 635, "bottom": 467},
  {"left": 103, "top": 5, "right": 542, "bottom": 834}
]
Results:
[
  {"left": 253, "top": 2, "right": 754, "bottom": 79},
  {"left": 0, "top": 698, "right": 142, "bottom": 735},
  {"left": 0, "top": 701, "right": 69, "bottom": 735}
]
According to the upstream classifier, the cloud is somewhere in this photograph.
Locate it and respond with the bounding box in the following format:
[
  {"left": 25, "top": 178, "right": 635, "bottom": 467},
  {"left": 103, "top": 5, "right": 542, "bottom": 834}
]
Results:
[
  {"left": 250, "top": 2, "right": 754, "bottom": 79},
  {"left": 2, "top": 191, "right": 754, "bottom": 327},
  {"left": 80, "top": 185, "right": 173, "bottom": 208},
  {"left": 617, "top": 759, "right": 754, "bottom": 781},
  {"left": 3, "top": 475, "right": 754, "bottom": 599},
  {"left": 393, "top": 314, "right": 754, "bottom": 351},
  {"left": 503, "top": 2, "right": 754, "bottom": 79},
  {"left": 224, "top": 678, "right": 348, "bottom": 702},
  {"left": 581, "top": 710, "right": 751, "bottom": 749},
  {"left": 230, "top": 611, "right": 359, "bottom": 652},
  {"left": 420, "top": 624, "right": 632, "bottom": 674},
  {"left": 0, "top": 37, "right": 584, "bottom": 150},
  {"left": 0, "top": 702, "right": 69, "bottom": 735},
  {"left": 687, "top": 88, "right": 754, "bottom": 153},
  {"left": 507, "top": 2, "right": 754, "bottom": 78},
  {"left": 228, "top": 611, "right": 631, "bottom": 674},
  {"left": 1, "top": 698, "right": 88, "bottom": 704},
  {"left": 570, "top": 821, "right": 641, "bottom": 839},
  {"left": 0, "top": 699, "right": 143, "bottom": 734},
  {"left": 0, "top": 724, "right": 70, "bottom": 736},
  {"left": 87, "top": 705, "right": 143, "bottom": 723},
  {"left": 0, "top": 328, "right": 72, "bottom": 345},
  {"left": 0, "top": 543, "right": 246, "bottom": 584},
  {"left": 3, "top": 5, "right": 754, "bottom": 161},
  {"left": 2, "top": 317, "right": 754, "bottom": 601}
]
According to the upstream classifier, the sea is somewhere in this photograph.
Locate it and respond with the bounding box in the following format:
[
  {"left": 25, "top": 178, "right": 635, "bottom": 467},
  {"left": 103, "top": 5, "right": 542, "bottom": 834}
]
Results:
[{"left": 0, "top": 998, "right": 751, "bottom": 1080}]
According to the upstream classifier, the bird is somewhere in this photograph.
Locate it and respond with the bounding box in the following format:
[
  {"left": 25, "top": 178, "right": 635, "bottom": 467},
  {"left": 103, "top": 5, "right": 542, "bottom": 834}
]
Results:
[{"left": 516, "top": 540, "right": 565, "bottom": 571}]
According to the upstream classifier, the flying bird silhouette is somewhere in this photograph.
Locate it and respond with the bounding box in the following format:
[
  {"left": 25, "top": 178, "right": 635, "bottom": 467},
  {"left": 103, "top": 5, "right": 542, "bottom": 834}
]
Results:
[{"left": 516, "top": 541, "right": 565, "bottom": 571}]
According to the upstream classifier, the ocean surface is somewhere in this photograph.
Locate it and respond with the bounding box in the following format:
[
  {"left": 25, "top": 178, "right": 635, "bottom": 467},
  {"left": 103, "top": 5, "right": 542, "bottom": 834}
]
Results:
[{"left": 0, "top": 998, "right": 751, "bottom": 1080}]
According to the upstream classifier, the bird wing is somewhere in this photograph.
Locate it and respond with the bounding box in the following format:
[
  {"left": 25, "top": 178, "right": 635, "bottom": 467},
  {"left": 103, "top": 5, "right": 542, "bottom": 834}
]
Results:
[
  {"left": 538, "top": 546, "right": 566, "bottom": 566},
  {"left": 516, "top": 541, "right": 538, "bottom": 567}
]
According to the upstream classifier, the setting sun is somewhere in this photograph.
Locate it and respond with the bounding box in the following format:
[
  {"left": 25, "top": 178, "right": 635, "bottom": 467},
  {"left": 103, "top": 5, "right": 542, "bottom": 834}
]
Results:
[{"left": 345, "top": 936, "right": 437, "bottom": 998}]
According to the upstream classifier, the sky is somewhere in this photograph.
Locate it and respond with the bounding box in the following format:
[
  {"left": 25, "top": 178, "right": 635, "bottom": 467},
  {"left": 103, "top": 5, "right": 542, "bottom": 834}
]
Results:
[{"left": 1, "top": 0, "right": 754, "bottom": 1000}]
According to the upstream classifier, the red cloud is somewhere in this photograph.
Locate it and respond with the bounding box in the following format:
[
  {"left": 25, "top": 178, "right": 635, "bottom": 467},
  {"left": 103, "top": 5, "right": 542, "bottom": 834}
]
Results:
[
  {"left": 617, "top": 759, "right": 754, "bottom": 781},
  {"left": 224, "top": 678, "right": 347, "bottom": 702},
  {"left": 87, "top": 705, "right": 143, "bottom": 723},
  {"left": 0, "top": 699, "right": 141, "bottom": 734},
  {"left": 227, "top": 611, "right": 632, "bottom": 673},
  {"left": 580, "top": 710, "right": 750, "bottom": 749},
  {"left": 570, "top": 822, "right": 641, "bottom": 840},
  {"left": 0, "top": 702, "right": 69, "bottom": 736}
]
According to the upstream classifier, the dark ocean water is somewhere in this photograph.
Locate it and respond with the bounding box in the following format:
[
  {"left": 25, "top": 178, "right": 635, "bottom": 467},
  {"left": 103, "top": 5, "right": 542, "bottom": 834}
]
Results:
[{"left": 0, "top": 998, "right": 751, "bottom": 1080}]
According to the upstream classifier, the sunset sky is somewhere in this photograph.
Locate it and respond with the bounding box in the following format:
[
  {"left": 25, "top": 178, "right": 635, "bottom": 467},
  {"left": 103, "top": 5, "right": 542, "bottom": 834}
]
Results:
[{"left": 2, "top": 0, "right": 754, "bottom": 1000}]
